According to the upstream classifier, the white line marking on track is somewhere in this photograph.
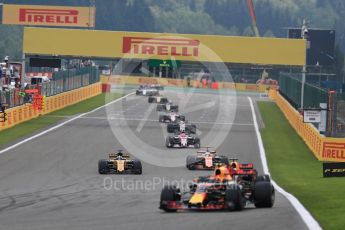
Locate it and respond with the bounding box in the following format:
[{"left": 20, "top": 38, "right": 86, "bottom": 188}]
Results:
[
  {"left": 248, "top": 96, "right": 321, "bottom": 230},
  {"left": 0, "top": 92, "right": 135, "bottom": 155}
]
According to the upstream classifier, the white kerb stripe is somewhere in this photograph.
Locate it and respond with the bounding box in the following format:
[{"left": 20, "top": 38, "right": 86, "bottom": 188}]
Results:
[{"left": 248, "top": 96, "right": 322, "bottom": 230}]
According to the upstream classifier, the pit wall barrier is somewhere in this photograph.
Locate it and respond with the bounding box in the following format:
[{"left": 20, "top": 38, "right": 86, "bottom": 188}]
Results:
[
  {"left": 0, "top": 82, "right": 102, "bottom": 131},
  {"left": 269, "top": 89, "right": 345, "bottom": 162},
  {"left": 100, "top": 75, "right": 270, "bottom": 92}
]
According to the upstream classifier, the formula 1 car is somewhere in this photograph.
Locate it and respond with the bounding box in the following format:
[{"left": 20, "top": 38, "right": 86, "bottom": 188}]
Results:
[
  {"left": 159, "top": 112, "right": 185, "bottom": 123},
  {"left": 167, "top": 120, "right": 196, "bottom": 134},
  {"left": 156, "top": 103, "right": 178, "bottom": 112},
  {"left": 98, "top": 150, "right": 142, "bottom": 174},
  {"left": 159, "top": 165, "right": 274, "bottom": 212},
  {"left": 165, "top": 131, "right": 200, "bottom": 148},
  {"left": 136, "top": 85, "right": 159, "bottom": 96},
  {"left": 186, "top": 147, "right": 229, "bottom": 170},
  {"left": 150, "top": 84, "right": 164, "bottom": 90},
  {"left": 148, "top": 95, "right": 168, "bottom": 103}
]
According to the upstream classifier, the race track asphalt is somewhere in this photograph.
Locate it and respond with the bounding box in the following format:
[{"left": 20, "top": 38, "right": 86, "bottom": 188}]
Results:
[{"left": 0, "top": 87, "right": 309, "bottom": 230}]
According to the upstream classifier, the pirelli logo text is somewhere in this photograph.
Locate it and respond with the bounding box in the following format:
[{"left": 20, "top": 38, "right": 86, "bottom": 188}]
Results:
[
  {"left": 19, "top": 8, "right": 78, "bottom": 24},
  {"left": 322, "top": 142, "right": 345, "bottom": 160},
  {"left": 122, "top": 37, "right": 200, "bottom": 57}
]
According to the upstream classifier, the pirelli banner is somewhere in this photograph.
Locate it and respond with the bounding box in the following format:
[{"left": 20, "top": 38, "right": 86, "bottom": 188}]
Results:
[
  {"left": 23, "top": 27, "right": 306, "bottom": 66},
  {"left": 2, "top": 4, "right": 95, "bottom": 28}
]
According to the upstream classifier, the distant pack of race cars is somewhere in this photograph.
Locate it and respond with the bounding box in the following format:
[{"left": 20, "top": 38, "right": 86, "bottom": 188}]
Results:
[{"left": 98, "top": 84, "right": 275, "bottom": 212}]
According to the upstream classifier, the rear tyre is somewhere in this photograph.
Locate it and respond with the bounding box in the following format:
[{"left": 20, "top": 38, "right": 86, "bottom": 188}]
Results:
[
  {"left": 194, "top": 138, "right": 200, "bottom": 149},
  {"left": 225, "top": 184, "right": 244, "bottom": 211},
  {"left": 254, "top": 181, "right": 275, "bottom": 208},
  {"left": 157, "top": 105, "right": 163, "bottom": 111},
  {"left": 148, "top": 97, "right": 154, "bottom": 103},
  {"left": 160, "top": 186, "right": 181, "bottom": 212},
  {"left": 159, "top": 115, "right": 165, "bottom": 123},
  {"left": 256, "top": 174, "right": 271, "bottom": 182},
  {"left": 186, "top": 155, "right": 196, "bottom": 170},
  {"left": 133, "top": 159, "right": 142, "bottom": 174},
  {"left": 166, "top": 137, "right": 172, "bottom": 148},
  {"left": 98, "top": 159, "right": 109, "bottom": 174},
  {"left": 167, "top": 124, "right": 176, "bottom": 133}
]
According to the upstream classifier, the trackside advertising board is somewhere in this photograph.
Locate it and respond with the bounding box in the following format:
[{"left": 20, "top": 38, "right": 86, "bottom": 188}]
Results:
[
  {"left": 2, "top": 4, "right": 95, "bottom": 28},
  {"left": 23, "top": 27, "right": 306, "bottom": 66},
  {"left": 323, "top": 162, "right": 345, "bottom": 177}
]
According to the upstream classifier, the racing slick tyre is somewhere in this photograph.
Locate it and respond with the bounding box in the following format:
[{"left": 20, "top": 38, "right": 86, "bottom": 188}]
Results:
[
  {"left": 167, "top": 124, "right": 175, "bottom": 133},
  {"left": 256, "top": 174, "right": 271, "bottom": 182},
  {"left": 148, "top": 97, "right": 154, "bottom": 103},
  {"left": 225, "top": 184, "right": 244, "bottom": 211},
  {"left": 220, "top": 156, "right": 230, "bottom": 166},
  {"left": 133, "top": 159, "right": 142, "bottom": 174},
  {"left": 194, "top": 138, "right": 201, "bottom": 149},
  {"left": 136, "top": 90, "right": 140, "bottom": 95},
  {"left": 157, "top": 105, "right": 163, "bottom": 111},
  {"left": 159, "top": 115, "right": 165, "bottom": 123},
  {"left": 165, "top": 137, "right": 172, "bottom": 148},
  {"left": 186, "top": 155, "right": 196, "bottom": 170},
  {"left": 98, "top": 159, "right": 109, "bottom": 174},
  {"left": 254, "top": 181, "right": 275, "bottom": 208},
  {"left": 160, "top": 186, "right": 181, "bottom": 212}
]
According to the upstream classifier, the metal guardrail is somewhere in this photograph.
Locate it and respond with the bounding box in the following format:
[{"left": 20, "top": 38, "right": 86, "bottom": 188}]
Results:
[{"left": 1, "top": 67, "right": 100, "bottom": 109}]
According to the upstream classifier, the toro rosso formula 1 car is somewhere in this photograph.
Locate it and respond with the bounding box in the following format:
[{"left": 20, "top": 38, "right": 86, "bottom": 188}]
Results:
[
  {"left": 165, "top": 131, "right": 200, "bottom": 148},
  {"left": 136, "top": 85, "right": 159, "bottom": 96},
  {"left": 167, "top": 120, "right": 196, "bottom": 134},
  {"left": 159, "top": 165, "right": 274, "bottom": 212},
  {"left": 186, "top": 147, "right": 229, "bottom": 170},
  {"left": 159, "top": 112, "right": 185, "bottom": 123},
  {"left": 98, "top": 151, "right": 142, "bottom": 174},
  {"left": 148, "top": 96, "right": 169, "bottom": 104}
]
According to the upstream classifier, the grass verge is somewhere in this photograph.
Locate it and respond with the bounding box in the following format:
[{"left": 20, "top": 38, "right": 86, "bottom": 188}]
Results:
[
  {"left": 0, "top": 93, "right": 122, "bottom": 147},
  {"left": 258, "top": 101, "right": 345, "bottom": 230}
]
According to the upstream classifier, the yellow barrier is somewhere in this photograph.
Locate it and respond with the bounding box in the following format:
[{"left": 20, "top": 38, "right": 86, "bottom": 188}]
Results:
[
  {"left": 101, "top": 75, "right": 269, "bottom": 92},
  {"left": 272, "top": 90, "right": 345, "bottom": 162},
  {"left": 0, "top": 83, "right": 102, "bottom": 131}
]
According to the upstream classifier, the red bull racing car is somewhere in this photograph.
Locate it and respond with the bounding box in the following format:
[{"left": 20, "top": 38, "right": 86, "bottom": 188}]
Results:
[
  {"left": 165, "top": 131, "right": 200, "bottom": 148},
  {"left": 186, "top": 147, "right": 229, "bottom": 170},
  {"left": 159, "top": 165, "right": 274, "bottom": 212}
]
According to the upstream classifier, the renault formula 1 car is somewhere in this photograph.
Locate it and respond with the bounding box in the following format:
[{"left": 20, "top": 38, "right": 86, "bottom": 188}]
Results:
[
  {"left": 148, "top": 96, "right": 169, "bottom": 103},
  {"left": 98, "top": 150, "right": 142, "bottom": 174},
  {"left": 156, "top": 103, "right": 178, "bottom": 112},
  {"left": 167, "top": 120, "right": 196, "bottom": 134},
  {"left": 186, "top": 147, "right": 229, "bottom": 170},
  {"left": 159, "top": 166, "right": 274, "bottom": 212},
  {"left": 165, "top": 131, "right": 200, "bottom": 148},
  {"left": 136, "top": 85, "right": 159, "bottom": 96},
  {"left": 159, "top": 112, "right": 185, "bottom": 123}
]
